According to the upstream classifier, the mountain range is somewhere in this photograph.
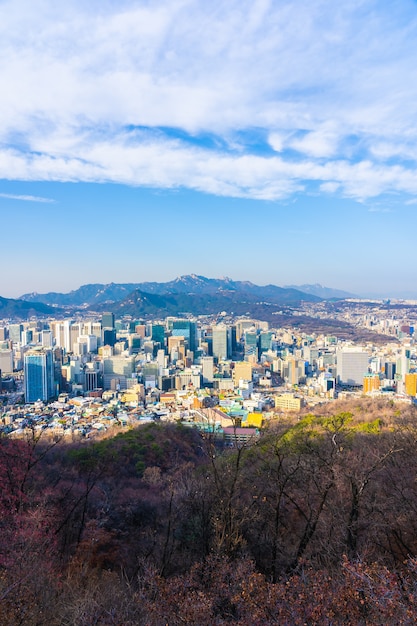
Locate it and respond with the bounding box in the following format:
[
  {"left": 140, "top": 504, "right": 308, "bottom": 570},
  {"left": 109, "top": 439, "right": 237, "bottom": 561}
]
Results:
[
  {"left": 0, "top": 275, "right": 357, "bottom": 319},
  {"left": 284, "top": 283, "right": 355, "bottom": 299},
  {"left": 19, "top": 275, "right": 352, "bottom": 309}
]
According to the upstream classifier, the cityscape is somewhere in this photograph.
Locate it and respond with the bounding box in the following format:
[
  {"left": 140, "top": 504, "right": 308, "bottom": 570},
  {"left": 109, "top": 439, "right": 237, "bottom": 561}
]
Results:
[
  {"left": 1, "top": 276, "right": 417, "bottom": 440},
  {"left": 2, "top": 0, "right": 417, "bottom": 622}
]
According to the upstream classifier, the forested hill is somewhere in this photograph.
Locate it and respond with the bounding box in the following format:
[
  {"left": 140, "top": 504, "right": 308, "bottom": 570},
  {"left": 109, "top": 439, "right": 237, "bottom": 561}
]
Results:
[{"left": 2, "top": 398, "right": 417, "bottom": 624}]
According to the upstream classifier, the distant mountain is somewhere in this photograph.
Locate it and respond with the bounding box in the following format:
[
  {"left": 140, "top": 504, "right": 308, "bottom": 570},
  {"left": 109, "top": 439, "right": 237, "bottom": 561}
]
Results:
[
  {"left": 97, "top": 287, "right": 315, "bottom": 318},
  {"left": 284, "top": 283, "right": 356, "bottom": 300},
  {"left": 0, "top": 296, "right": 61, "bottom": 319},
  {"left": 20, "top": 283, "right": 140, "bottom": 307},
  {"left": 20, "top": 275, "right": 322, "bottom": 310}
]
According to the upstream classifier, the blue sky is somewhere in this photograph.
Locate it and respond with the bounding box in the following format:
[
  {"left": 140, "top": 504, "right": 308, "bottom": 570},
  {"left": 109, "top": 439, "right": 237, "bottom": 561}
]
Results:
[{"left": 1, "top": 0, "right": 417, "bottom": 299}]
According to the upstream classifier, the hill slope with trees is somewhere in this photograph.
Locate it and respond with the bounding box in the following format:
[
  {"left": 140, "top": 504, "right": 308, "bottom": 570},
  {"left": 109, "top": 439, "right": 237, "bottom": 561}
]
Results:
[{"left": 2, "top": 400, "right": 417, "bottom": 624}]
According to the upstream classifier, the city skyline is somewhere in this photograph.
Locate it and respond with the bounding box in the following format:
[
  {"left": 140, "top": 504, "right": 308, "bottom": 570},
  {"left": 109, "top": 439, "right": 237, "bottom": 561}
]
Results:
[{"left": 1, "top": 1, "right": 417, "bottom": 298}]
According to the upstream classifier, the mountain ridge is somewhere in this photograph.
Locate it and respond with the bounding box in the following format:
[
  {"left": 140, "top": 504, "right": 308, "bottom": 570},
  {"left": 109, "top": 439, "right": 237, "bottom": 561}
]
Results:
[{"left": 19, "top": 275, "right": 339, "bottom": 308}]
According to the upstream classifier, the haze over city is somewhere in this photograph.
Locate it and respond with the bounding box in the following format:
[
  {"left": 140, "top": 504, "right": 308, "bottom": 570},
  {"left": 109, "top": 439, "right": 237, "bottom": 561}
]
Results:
[{"left": 1, "top": 0, "right": 417, "bottom": 299}]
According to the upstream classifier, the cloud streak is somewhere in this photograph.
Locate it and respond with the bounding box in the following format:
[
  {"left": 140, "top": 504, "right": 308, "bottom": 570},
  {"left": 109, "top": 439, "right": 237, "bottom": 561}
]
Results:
[
  {"left": 0, "top": 192, "right": 55, "bottom": 203},
  {"left": 0, "top": 0, "right": 417, "bottom": 202}
]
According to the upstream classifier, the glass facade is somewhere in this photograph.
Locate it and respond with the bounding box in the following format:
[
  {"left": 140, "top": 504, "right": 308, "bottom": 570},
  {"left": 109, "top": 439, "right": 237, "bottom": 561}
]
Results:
[{"left": 24, "top": 349, "right": 55, "bottom": 403}]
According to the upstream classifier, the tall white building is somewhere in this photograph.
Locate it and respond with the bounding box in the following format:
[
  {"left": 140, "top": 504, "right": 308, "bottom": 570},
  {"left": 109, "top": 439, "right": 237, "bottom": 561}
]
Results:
[
  {"left": 336, "top": 348, "right": 370, "bottom": 386},
  {"left": 201, "top": 356, "right": 214, "bottom": 384}
]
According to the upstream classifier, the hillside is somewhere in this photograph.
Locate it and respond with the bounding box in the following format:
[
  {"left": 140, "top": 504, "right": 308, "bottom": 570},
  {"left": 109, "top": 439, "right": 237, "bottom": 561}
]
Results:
[
  {"left": 2, "top": 399, "right": 417, "bottom": 623},
  {"left": 0, "top": 295, "right": 61, "bottom": 319}
]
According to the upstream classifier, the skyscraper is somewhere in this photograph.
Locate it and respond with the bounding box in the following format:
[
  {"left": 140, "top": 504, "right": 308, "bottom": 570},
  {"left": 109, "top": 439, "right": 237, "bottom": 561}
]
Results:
[
  {"left": 336, "top": 348, "right": 370, "bottom": 386},
  {"left": 24, "top": 348, "right": 55, "bottom": 403},
  {"left": 171, "top": 320, "right": 197, "bottom": 354},
  {"left": 102, "top": 312, "right": 115, "bottom": 329},
  {"left": 244, "top": 331, "right": 258, "bottom": 360},
  {"left": 151, "top": 324, "right": 165, "bottom": 348},
  {"left": 212, "top": 325, "right": 231, "bottom": 361}
]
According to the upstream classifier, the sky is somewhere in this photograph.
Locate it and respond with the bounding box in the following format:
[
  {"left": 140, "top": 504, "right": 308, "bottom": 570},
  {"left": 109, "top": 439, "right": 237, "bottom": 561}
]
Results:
[{"left": 1, "top": 0, "right": 417, "bottom": 299}]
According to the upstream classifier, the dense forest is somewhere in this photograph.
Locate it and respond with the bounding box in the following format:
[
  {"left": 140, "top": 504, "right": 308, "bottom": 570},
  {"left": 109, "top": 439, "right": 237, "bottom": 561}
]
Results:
[{"left": 2, "top": 399, "right": 417, "bottom": 624}]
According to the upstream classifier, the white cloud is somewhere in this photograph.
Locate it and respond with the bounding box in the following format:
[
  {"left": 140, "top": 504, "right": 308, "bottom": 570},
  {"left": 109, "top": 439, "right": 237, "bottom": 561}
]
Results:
[
  {"left": 0, "top": 192, "right": 55, "bottom": 203},
  {"left": 289, "top": 127, "right": 340, "bottom": 158},
  {"left": 0, "top": 129, "right": 417, "bottom": 202},
  {"left": 320, "top": 182, "right": 340, "bottom": 193},
  {"left": 0, "top": 0, "right": 417, "bottom": 201}
]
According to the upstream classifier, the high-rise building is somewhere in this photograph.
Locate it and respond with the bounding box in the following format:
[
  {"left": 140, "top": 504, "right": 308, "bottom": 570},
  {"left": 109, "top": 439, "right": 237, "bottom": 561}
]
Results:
[
  {"left": 102, "top": 312, "right": 115, "bottom": 329},
  {"left": 233, "top": 361, "right": 253, "bottom": 386},
  {"left": 103, "top": 329, "right": 116, "bottom": 347},
  {"left": 168, "top": 336, "right": 186, "bottom": 362},
  {"left": 336, "top": 348, "right": 370, "bottom": 386},
  {"left": 21, "top": 330, "right": 33, "bottom": 346},
  {"left": 41, "top": 330, "right": 53, "bottom": 348},
  {"left": 0, "top": 349, "right": 13, "bottom": 375},
  {"left": 259, "top": 331, "right": 273, "bottom": 354},
  {"left": 235, "top": 320, "right": 258, "bottom": 342},
  {"left": 244, "top": 331, "right": 258, "bottom": 360},
  {"left": 281, "top": 356, "right": 305, "bottom": 385},
  {"left": 8, "top": 324, "right": 23, "bottom": 344},
  {"left": 396, "top": 351, "right": 410, "bottom": 379},
  {"left": 171, "top": 320, "right": 197, "bottom": 354},
  {"left": 151, "top": 324, "right": 165, "bottom": 348},
  {"left": 24, "top": 348, "right": 55, "bottom": 403},
  {"left": 384, "top": 361, "right": 396, "bottom": 380},
  {"left": 212, "top": 325, "right": 231, "bottom": 361},
  {"left": 201, "top": 356, "right": 214, "bottom": 384}
]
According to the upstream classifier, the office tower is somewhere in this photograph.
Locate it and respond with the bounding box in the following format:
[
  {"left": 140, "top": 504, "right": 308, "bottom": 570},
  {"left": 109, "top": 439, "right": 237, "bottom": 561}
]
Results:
[
  {"left": 201, "top": 356, "right": 214, "bottom": 384},
  {"left": 212, "top": 325, "right": 231, "bottom": 361},
  {"left": 396, "top": 351, "right": 410, "bottom": 379},
  {"left": 168, "top": 336, "right": 186, "bottom": 362},
  {"left": 0, "top": 349, "right": 13, "bottom": 375},
  {"left": 384, "top": 361, "right": 396, "bottom": 380},
  {"left": 128, "top": 334, "right": 142, "bottom": 354},
  {"left": 281, "top": 356, "right": 304, "bottom": 385},
  {"left": 52, "top": 321, "right": 72, "bottom": 352},
  {"left": 235, "top": 320, "right": 257, "bottom": 341},
  {"left": 8, "top": 324, "right": 23, "bottom": 344},
  {"left": 103, "top": 329, "right": 116, "bottom": 347},
  {"left": 135, "top": 324, "right": 146, "bottom": 339},
  {"left": 141, "top": 362, "right": 159, "bottom": 388},
  {"left": 233, "top": 361, "right": 253, "bottom": 386},
  {"left": 156, "top": 349, "right": 166, "bottom": 371},
  {"left": 171, "top": 320, "right": 197, "bottom": 354},
  {"left": 151, "top": 324, "right": 165, "bottom": 348},
  {"left": 24, "top": 348, "right": 55, "bottom": 403},
  {"left": 128, "top": 320, "right": 141, "bottom": 332},
  {"left": 41, "top": 330, "right": 53, "bottom": 348},
  {"left": 259, "top": 331, "right": 273, "bottom": 354},
  {"left": 84, "top": 362, "right": 101, "bottom": 392},
  {"left": 78, "top": 334, "right": 97, "bottom": 353},
  {"left": 0, "top": 327, "right": 7, "bottom": 341},
  {"left": 102, "top": 312, "right": 115, "bottom": 329},
  {"left": 21, "top": 330, "right": 33, "bottom": 346},
  {"left": 244, "top": 331, "right": 258, "bottom": 360},
  {"left": 336, "top": 348, "right": 370, "bottom": 386},
  {"left": 89, "top": 322, "right": 102, "bottom": 342},
  {"left": 103, "top": 355, "right": 136, "bottom": 390}
]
